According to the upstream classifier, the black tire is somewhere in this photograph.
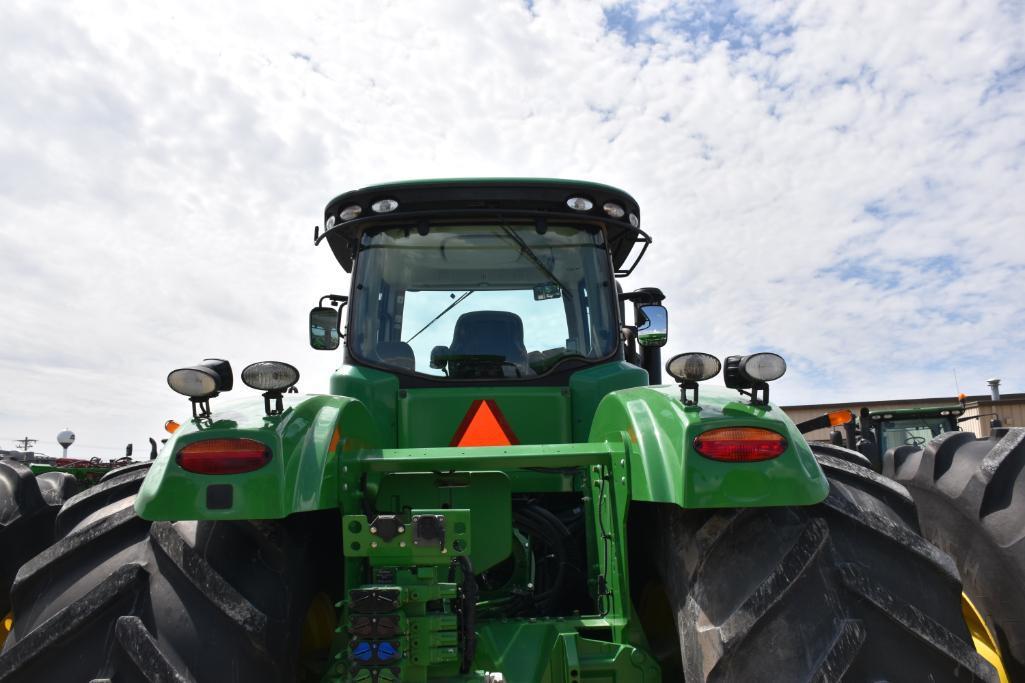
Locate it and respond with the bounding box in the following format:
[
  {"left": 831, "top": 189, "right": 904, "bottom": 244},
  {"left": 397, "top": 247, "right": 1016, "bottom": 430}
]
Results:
[
  {"left": 0, "top": 460, "right": 80, "bottom": 616},
  {"left": 98, "top": 460, "right": 154, "bottom": 483},
  {"left": 648, "top": 453, "right": 997, "bottom": 682},
  {"left": 885, "top": 428, "right": 1025, "bottom": 681},
  {"left": 807, "top": 441, "right": 874, "bottom": 470},
  {"left": 0, "top": 466, "right": 333, "bottom": 682}
]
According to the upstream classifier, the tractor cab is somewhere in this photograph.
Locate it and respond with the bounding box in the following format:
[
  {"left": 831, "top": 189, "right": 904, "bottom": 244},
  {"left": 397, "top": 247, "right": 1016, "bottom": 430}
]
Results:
[
  {"left": 312, "top": 179, "right": 668, "bottom": 447},
  {"left": 866, "top": 405, "right": 964, "bottom": 452}
]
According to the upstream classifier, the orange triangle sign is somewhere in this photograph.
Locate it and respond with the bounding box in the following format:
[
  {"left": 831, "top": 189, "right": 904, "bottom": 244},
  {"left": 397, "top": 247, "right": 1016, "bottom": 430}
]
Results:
[{"left": 450, "top": 399, "right": 520, "bottom": 447}]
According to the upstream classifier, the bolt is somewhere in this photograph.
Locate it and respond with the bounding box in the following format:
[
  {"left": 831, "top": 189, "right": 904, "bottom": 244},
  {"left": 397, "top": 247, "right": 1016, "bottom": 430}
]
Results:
[
  {"left": 398, "top": 525, "right": 405, "bottom": 533},
  {"left": 620, "top": 476, "right": 626, "bottom": 484},
  {"left": 620, "top": 458, "right": 625, "bottom": 466},
  {"left": 400, "top": 541, "right": 406, "bottom": 548},
  {"left": 370, "top": 526, "right": 378, "bottom": 535},
  {"left": 370, "top": 541, "right": 378, "bottom": 549},
  {"left": 342, "top": 465, "right": 348, "bottom": 473},
  {"left": 441, "top": 547, "right": 448, "bottom": 554},
  {"left": 342, "top": 483, "right": 348, "bottom": 491}
]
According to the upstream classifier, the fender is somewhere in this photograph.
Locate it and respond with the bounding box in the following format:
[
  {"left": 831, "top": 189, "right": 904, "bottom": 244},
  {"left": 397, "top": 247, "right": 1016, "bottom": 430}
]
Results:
[
  {"left": 589, "top": 384, "right": 828, "bottom": 508},
  {"left": 135, "top": 394, "right": 380, "bottom": 520}
]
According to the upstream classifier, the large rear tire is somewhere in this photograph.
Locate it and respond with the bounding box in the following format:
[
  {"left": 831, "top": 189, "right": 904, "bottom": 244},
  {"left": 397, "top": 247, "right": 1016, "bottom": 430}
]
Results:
[
  {"left": 0, "top": 466, "right": 333, "bottom": 682},
  {"left": 885, "top": 428, "right": 1025, "bottom": 682},
  {"left": 0, "top": 460, "right": 80, "bottom": 616},
  {"left": 649, "top": 453, "right": 997, "bottom": 682}
]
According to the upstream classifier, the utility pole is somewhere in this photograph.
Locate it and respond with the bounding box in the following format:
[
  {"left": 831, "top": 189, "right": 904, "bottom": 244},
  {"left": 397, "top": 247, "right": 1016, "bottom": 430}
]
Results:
[{"left": 15, "top": 437, "right": 37, "bottom": 452}]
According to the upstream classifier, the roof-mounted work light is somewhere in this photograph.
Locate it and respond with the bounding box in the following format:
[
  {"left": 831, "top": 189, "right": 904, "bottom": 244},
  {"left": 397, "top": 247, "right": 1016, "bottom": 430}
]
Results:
[
  {"left": 666, "top": 352, "right": 721, "bottom": 406},
  {"left": 167, "top": 359, "right": 233, "bottom": 418},
  {"left": 723, "top": 352, "right": 786, "bottom": 405},
  {"left": 242, "top": 361, "right": 300, "bottom": 416}
]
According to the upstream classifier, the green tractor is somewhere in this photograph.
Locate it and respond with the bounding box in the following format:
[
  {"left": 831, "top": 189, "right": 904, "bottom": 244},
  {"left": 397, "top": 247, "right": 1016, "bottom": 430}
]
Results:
[
  {"left": 797, "top": 403, "right": 966, "bottom": 471},
  {"left": 0, "top": 180, "right": 1004, "bottom": 681}
]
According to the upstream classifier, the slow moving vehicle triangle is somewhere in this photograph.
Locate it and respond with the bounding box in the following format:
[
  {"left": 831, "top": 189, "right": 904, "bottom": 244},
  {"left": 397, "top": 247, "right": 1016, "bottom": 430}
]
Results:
[{"left": 450, "top": 399, "right": 519, "bottom": 447}]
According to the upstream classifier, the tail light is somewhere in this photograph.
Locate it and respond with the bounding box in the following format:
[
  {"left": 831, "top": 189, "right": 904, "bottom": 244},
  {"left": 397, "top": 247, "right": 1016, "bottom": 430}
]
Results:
[
  {"left": 177, "top": 438, "right": 271, "bottom": 474},
  {"left": 693, "top": 427, "right": 787, "bottom": 462}
]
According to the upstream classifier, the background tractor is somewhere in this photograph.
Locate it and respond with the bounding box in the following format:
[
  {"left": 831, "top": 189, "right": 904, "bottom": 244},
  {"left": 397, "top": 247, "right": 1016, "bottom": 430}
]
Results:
[{"left": 0, "top": 179, "right": 1004, "bottom": 682}]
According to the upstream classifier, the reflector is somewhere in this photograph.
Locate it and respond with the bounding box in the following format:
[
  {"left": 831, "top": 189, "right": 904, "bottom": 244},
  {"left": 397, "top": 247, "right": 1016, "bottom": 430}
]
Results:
[
  {"left": 177, "top": 438, "right": 271, "bottom": 475},
  {"left": 693, "top": 427, "right": 787, "bottom": 462}
]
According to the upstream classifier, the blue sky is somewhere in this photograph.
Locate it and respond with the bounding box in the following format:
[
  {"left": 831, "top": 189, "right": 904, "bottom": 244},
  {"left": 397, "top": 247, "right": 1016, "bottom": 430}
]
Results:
[{"left": 0, "top": 0, "right": 1023, "bottom": 459}]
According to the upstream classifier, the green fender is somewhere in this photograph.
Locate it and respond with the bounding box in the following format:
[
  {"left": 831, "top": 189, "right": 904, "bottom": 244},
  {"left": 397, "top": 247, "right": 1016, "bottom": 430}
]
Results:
[
  {"left": 135, "top": 394, "right": 381, "bottom": 521},
  {"left": 588, "top": 384, "right": 828, "bottom": 508}
]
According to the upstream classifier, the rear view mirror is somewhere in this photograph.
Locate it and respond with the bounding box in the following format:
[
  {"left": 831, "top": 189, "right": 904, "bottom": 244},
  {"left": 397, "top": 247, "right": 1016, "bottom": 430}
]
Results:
[
  {"left": 309, "top": 306, "right": 342, "bottom": 350},
  {"left": 637, "top": 304, "right": 668, "bottom": 348}
]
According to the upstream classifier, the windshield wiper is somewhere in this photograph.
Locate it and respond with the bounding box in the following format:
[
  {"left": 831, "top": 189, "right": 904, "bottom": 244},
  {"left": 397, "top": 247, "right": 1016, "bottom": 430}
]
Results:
[
  {"left": 497, "top": 223, "right": 572, "bottom": 298},
  {"left": 405, "top": 291, "right": 473, "bottom": 343}
]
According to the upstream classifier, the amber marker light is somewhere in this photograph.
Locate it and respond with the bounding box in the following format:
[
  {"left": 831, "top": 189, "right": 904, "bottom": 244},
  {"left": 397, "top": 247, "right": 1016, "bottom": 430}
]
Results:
[
  {"left": 165, "top": 420, "right": 180, "bottom": 434},
  {"left": 177, "top": 438, "right": 271, "bottom": 475},
  {"left": 694, "top": 427, "right": 788, "bottom": 462},
  {"left": 827, "top": 410, "right": 854, "bottom": 426}
]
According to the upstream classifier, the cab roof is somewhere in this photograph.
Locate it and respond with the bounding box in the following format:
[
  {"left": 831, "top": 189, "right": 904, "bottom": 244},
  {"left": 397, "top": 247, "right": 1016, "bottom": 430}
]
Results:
[{"left": 317, "top": 178, "right": 650, "bottom": 275}]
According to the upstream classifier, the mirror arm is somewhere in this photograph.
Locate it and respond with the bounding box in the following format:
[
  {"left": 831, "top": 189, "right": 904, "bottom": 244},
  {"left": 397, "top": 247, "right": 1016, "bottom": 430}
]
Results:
[{"left": 320, "top": 294, "right": 349, "bottom": 308}]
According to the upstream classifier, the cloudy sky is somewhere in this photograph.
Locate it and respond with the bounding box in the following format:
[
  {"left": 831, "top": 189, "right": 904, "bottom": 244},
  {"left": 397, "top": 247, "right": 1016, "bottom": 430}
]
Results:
[{"left": 1, "top": 0, "right": 1023, "bottom": 460}]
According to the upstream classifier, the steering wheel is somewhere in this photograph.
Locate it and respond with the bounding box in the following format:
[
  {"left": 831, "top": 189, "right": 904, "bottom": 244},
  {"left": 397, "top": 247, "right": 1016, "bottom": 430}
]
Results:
[{"left": 904, "top": 435, "right": 927, "bottom": 447}]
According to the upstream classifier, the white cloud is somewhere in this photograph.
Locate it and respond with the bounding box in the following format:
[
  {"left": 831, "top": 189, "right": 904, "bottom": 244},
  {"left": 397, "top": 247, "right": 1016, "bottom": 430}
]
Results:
[{"left": 0, "top": 0, "right": 1023, "bottom": 459}]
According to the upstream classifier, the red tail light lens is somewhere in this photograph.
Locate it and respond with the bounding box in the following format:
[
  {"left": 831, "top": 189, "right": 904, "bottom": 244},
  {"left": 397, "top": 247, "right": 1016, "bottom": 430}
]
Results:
[
  {"left": 177, "top": 438, "right": 271, "bottom": 474},
  {"left": 693, "top": 427, "right": 787, "bottom": 462}
]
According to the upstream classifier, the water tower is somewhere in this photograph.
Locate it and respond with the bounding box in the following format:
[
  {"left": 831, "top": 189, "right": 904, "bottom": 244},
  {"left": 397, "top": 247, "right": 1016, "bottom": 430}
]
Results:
[{"left": 57, "top": 429, "right": 76, "bottom": 457}]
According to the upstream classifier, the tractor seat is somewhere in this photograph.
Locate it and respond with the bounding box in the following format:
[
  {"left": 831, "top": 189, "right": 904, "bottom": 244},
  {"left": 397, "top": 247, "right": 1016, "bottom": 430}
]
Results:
[
  {"left": 375, "top": 341, "right": 416, "bottom": 372},
  {"left": 448, "top": 311, "right": 532, "bottom": 378}
]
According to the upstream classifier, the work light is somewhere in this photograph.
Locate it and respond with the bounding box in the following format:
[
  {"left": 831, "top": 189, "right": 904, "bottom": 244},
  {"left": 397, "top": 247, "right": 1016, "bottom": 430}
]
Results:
[
  {"left": 241, "top": 361, "right": 300, "bottom": 392},
  {"left": 666, "top": 353, "right": 721, "bottom": 383},
  {"left": 167, "top": 359, "right": 233, "bottom": 418},
  {"left": 666, "top": 352, "right": 721, "bottom": 406},
  {"left": 340, "top": 204, "right": 362, "bottom": 220},
  {"left": 371, "top": 198, "right": 399, "bottom": 213},
  {"left": 723, "top": 352, "right": 786, "bottom": 405},
  {"left": 566, "top": 197, "right": 593, "bottom": 211},
  {"left": 603, "top": 202, "right": 625, "bottom": 218},
  {"left": 242, "top": 361, "right": 300, "bottom": 416}
]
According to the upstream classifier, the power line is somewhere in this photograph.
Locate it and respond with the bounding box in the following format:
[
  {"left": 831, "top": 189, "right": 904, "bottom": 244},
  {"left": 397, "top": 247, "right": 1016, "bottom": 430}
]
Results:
[{"left": 1, "top": 436, "right": 129, "bottom": 452}]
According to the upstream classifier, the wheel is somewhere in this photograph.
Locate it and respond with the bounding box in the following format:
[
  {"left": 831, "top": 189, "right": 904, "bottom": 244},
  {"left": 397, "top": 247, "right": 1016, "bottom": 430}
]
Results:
[
  {"left": 646, "top": 453, "right": 997, "bottom": 681},
  {"left": 807, "top": 441, "right": 874, "bottom": 470},
  {"left": 0, "top": 460, "right": 80, "bottom": 617},
  {"left": 0, "top": 466, "right": 337, "bottom": 682},
  {"left": 885, "top": 428, "right": 1025, "bottom": 681}
]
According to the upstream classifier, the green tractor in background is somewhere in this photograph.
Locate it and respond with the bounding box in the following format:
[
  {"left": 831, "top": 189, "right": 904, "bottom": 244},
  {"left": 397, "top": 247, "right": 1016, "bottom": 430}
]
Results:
[{"left": 0, "top": 180, "right": 1006, "bottom": 681}]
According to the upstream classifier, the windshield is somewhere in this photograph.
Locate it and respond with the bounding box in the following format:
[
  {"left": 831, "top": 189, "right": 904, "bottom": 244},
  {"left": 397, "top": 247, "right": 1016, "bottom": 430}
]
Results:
[
  {"left": 348, "top": 222, "right": 618, "bottom": 379},
  {"left": 879, "top": 417, "right": 955, "bottom": 450}
]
